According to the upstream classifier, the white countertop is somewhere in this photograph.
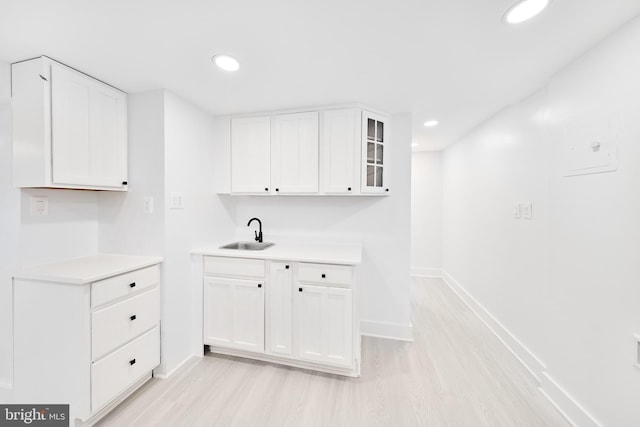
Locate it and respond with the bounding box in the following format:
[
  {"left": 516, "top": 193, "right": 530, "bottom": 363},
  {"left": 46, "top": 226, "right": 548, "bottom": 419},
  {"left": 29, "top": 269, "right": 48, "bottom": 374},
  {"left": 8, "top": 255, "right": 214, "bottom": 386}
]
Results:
[
  {"left": 12, "top": 254, "right": 164, "bottom": 285},
  {"left": 192, "top": 240, "right": 362, "bottom": 265}
]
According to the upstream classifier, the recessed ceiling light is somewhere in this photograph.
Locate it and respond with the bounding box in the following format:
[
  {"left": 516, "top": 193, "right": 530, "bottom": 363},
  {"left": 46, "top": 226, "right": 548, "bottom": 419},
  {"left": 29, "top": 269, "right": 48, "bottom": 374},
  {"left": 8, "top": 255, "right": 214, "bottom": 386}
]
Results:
[
  {"left": 212, "top": 54, "right": 240, "bottom": 72},
  {"left": 504, "top": 0, "right": 549, "bottom": 24},
  {"left": 411, "top": 143, "right": 419, "bottom": 147},
  {"left": 423, "top": 120, "right": 439, "bottom": 127}
]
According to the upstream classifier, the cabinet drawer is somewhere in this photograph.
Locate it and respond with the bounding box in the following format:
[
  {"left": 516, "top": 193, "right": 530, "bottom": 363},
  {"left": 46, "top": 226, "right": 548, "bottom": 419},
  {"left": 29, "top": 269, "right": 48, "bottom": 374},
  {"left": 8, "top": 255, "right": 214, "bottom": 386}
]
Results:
[
  {"left": 204, "top": 256, "right": 264, "bottom": 278},
  {"left": 92, "top": 287, "right": 160, "bottom": 361},
  {"left": 91, "top": 265, "right": 160, "bottom": 308},
  {"left": 91, "top": 326, "right": 160, "bottom": 412},
  {"left": 298, "top": 263, "right": 352, "bottom": 286}
]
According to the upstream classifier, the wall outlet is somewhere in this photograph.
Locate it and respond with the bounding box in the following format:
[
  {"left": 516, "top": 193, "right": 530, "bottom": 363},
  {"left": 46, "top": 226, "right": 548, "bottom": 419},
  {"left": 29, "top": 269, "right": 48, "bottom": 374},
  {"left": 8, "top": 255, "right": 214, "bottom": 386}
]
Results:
[
  {"left": 521, "top": 202, "right": 533, "bottom": 220},
  {"left": 169, "top": 192, "right": 184, "bottom": 209},
  {"left": 144, "top": 196, "right": 154, "bottom": 214},
  {"left": 30, "top": 196, "right": 49, "bottom": 216},
  {"left": 513, "top": 203, "right": 521, "bottom": 219}
]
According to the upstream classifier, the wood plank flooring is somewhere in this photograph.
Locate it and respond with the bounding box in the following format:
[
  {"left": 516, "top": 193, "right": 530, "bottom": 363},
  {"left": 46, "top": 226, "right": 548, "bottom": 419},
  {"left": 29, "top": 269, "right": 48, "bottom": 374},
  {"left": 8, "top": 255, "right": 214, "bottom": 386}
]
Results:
[{"left": 97, "top": 277, "right": 569, "bottom": 426}]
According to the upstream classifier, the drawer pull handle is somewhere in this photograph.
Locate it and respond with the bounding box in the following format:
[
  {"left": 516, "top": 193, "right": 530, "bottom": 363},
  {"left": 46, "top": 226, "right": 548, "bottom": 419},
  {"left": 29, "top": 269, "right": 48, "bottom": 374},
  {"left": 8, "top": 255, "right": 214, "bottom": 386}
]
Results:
[
  {"left": 130, "top": 315, "right": 137, "bottom": 321},
  {"left": 321, "top": 274, "right": 326, "bottom": 279},
  {"left": 258, "top": 283, "right": 262, "bottom": 288},
  {"left": 298, "top": 287, "right": 303, "bottom": 292},
  {"left": 122, "top": 181, "right": 128, "bottom": 186},
  {"left": 285, "top": 265, "right": 290, "bottom": 269},
  {"left": 129, "top": 282, "right": 136, "bottom": 288},
  {"left": 129, "top": 359, "right": 136, "bottom": 366}
]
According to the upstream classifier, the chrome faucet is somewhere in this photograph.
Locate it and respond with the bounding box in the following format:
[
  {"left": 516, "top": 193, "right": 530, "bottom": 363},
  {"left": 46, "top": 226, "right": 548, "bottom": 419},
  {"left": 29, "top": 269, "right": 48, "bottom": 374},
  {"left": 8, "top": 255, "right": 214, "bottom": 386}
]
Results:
[{"left": 247, "top": 217, "right": 263, "bottom": 242}]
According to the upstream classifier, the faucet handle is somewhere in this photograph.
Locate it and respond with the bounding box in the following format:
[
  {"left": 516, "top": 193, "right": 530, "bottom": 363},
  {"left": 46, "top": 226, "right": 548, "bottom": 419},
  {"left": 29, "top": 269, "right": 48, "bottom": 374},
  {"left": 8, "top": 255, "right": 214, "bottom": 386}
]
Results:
[{"left": 254, "top": 231, "right": 259, "bottom": 242}]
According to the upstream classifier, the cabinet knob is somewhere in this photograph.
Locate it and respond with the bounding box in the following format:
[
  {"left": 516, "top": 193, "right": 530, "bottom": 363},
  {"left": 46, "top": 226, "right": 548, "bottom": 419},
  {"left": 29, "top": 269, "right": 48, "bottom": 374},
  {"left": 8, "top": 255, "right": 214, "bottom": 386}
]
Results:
[
  {"left": 285, "top": 265, "right": 290, "bottom": 269},
  {"left": 321, "top": 274, "right": 326, "bottom": 279},
  {"left": 298, "top": 287, "right": 303, "bottom": 292},
  {"left": 129, "top": 359, "right": 136, "bottom": 366},
  {"left": 265, "top": 187, "right": 269, "bottom": 191},
  {"left": 275, "top": 188, "right": 279, "bottom": 192},
  {"left": 258, "top": 283, "right": 262, "bottom": 288},
  {"left": 348, "top": 187, "right": 352, "bottom": 191},
  {"left": 129, "top": 282, "right": 136, "bottom": 288},
  {"left": 122, "top": 181, "right": 128, "bottom": 185},
  {"left": 130, "top": 314, "right": 137, "bottom": 321},
  {"left": 385, "top": 188, "right": 389, "bottom": 192}
]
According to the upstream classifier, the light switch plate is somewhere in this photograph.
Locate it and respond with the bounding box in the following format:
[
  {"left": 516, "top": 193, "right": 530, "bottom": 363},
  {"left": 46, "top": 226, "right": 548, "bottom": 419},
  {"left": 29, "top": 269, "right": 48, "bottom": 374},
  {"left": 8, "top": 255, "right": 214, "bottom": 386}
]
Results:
[
  {"left": 169, "top": 192, "right": 184, "bottom": 209},
  {"left": 521, "top": 202, "right": 533, "bottom": 220},
  {"left": 513, "top": 203, "right": 521, "bottom": 219},
  {"left": 144, "top": 196, "right": 154, "bottom": 214},
  {"left": 30, "top": 196, "right": 49, "bottom": 216}
]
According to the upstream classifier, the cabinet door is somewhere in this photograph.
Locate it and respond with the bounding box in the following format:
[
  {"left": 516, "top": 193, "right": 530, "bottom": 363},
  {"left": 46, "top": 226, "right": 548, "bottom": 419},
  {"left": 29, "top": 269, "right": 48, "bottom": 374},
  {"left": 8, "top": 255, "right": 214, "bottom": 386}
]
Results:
[
  {"left": 361, "top": 111, "right": 389, "bottom": 194},
  {"left": 271, "top": 112, "right": 319, "bottom": 193},
  {"left": 204, "top": 276, "right": 264, "bottom": 353},
  {"left": 231, "top": 116, "right": 271, "bottom": 194},
  {"left": 296, "top": 284, "right": 353, "bottom": 367},
  {"left": 321, "top": 109, "right": 360, "bottom": 194},
  {"left": 51, "top": 62, "right": 127, "bottom": 188},
  {"left": 267, "top": 262, "right": 293, "bottom": 356}
]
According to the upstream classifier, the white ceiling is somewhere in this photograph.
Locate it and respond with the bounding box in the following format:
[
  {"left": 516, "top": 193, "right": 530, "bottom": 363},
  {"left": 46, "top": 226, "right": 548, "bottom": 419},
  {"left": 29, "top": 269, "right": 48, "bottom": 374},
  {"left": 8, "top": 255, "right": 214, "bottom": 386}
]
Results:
[{"left": 1, "top": 0, "right": 639, "bottom": 151}]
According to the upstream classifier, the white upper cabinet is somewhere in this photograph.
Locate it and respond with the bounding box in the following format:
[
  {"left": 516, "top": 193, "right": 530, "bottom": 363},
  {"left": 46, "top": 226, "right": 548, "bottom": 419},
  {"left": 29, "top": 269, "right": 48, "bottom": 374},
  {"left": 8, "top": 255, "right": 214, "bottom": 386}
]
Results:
[
  {"left": 12, "top": 56, "right": 128, "bottom": 191},
  {"left": 361, "top": 110, "right": 390, "bottom": 194},
  {"left": 320, "top": 109, "right": 360, "bottom": 195},
  {"left": 231, "top": 116, "right": 271, "bottom": 194},
  {"left": 271, "top": 112, "right": 319, "bottom": 194},
  {"left": 228, "top": 106, "right": 389, "bottom": 196}
]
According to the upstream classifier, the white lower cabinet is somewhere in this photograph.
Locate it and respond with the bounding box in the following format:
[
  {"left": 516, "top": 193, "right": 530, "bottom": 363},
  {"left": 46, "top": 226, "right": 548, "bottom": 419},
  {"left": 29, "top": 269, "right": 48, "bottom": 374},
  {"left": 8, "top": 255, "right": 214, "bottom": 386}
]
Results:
[
  {"left": 203, "top": 256, "right": 359, "bottom": 376},
  {"left": 91, "top": 326, "right": 160, "bottom": 411},
  {"left": 12, "top": 256, "right": 162, "bottom": 424},
  {"left": 296, "top": 284, "right": 353, "bottom": 368},
  {"left": 203, "top": 276, "right": 264, "bottom": 353},
  {"left": 266, "top": 262, "right": 294, "bottom": 356}
]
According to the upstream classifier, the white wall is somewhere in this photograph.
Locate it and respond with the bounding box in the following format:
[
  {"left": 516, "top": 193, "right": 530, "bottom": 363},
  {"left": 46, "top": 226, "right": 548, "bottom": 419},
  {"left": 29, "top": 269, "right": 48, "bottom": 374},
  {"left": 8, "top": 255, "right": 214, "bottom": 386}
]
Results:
[
  {"left": 410, "top": 151, "right": 442, "bottom": 276},
  {"left": 442, "top": 16, "right": 640, "bottom": 427},
  {"left": 98, "top": 90, "right": 165, "bottom": 257},
  {"left": 99, "top": 90, "right": 236, "bottom": 375},
  {"left": 162, "top": 91, "right": 236, "bottom": 372},
  {"left": 0, "top": 61, "right": 100, "bottom": 400},
  {"left": 233, "top": 113, "right": 413, "bottom": 340}
]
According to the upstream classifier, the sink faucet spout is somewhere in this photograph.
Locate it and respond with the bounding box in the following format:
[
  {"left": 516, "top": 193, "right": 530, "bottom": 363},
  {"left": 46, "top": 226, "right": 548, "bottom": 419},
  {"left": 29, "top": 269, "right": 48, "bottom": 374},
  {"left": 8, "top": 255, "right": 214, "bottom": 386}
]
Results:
[{"left": 247, "top": 217, "right": 263, "bottom": 242}]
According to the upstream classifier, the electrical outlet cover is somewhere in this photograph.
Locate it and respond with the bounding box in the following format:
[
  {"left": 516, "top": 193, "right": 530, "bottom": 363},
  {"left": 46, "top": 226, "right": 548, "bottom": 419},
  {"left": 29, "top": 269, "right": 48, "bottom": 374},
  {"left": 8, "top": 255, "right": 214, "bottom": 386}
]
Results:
[{"left": 30, "top": 196, "right": 49, "bottom": 216}]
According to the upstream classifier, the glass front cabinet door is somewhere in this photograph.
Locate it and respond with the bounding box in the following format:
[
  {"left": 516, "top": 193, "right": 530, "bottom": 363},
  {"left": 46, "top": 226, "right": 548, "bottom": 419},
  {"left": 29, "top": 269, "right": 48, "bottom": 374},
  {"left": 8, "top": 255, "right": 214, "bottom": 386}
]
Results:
[{"left": 361, "top": 111, "right": 390, "bottom": 194}]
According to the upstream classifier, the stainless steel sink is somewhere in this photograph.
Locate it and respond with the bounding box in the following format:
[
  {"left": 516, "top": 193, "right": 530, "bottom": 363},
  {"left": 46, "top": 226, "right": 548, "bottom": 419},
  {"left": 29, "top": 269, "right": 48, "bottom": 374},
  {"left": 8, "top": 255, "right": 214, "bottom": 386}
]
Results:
[{"left": 219, "top": 241, "right": 275, "bottom": 251}]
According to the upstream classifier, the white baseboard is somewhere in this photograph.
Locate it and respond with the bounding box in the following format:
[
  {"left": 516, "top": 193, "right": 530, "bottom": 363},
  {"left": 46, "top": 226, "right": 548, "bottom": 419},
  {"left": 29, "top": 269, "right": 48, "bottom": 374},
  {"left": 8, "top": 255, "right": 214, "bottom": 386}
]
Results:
[
  {"left": 539, "top": 372, "right": 602, "bottom": 427},
  {"left": 360, "top": 319, "right": 414, "bottom": 342},
  {"left": 441, "top": 271, "right": 545, "bottom": 383},
  {"left": 153, "top": 355, "right": 198, "bottom": 380},
  {"left": 411, "top": 267, "right": 442, "bottom": 278},
  {"left": 442, "top": 270, "right": 601, "bottom": 427}
]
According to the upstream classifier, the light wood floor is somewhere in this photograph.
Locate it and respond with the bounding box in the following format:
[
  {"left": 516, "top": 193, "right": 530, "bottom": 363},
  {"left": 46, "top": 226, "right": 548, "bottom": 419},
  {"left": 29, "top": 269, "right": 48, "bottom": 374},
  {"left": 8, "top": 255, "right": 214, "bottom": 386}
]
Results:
[{"left": 97, "top": 277, "right": 569, "bottom": 426}]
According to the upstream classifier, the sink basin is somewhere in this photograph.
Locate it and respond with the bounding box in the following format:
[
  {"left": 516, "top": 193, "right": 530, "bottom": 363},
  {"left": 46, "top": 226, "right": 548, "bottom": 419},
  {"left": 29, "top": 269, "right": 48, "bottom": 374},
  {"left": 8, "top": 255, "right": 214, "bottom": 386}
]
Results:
[{"left": 219, "top": 241, "right": 275, "bottom": 251}]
